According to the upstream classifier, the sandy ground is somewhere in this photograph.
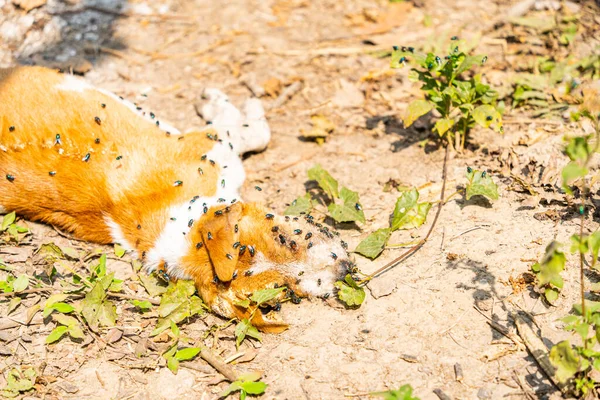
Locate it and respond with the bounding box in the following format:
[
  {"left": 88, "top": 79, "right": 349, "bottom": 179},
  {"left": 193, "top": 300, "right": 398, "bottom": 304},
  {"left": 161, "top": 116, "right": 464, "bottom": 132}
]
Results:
[{"left": 1, "top": 0, "right": 600, "bottom": 399}]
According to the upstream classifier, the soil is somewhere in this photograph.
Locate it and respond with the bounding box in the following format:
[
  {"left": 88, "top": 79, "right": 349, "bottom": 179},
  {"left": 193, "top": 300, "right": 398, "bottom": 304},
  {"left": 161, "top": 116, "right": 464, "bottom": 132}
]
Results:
[{"left": 1, "top": 0, "right": 600, "bottom": 399}]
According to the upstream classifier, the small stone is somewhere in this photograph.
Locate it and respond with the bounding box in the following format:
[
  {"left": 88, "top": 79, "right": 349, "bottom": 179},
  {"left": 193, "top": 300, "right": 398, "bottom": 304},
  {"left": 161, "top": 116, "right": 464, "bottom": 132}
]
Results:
[
  {"left": 58, "top": 381, "right": 79, "bottom": 394},
  {"left": 367, "top": 278, "right": 396, "bottom": 299},
  {"left": 477, "top": 387, "right": 492, "bottom": 399}
]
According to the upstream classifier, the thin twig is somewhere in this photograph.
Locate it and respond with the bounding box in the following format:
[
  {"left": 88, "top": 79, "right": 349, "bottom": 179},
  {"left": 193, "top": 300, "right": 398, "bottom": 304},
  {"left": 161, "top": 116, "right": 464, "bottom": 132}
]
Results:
[
  {"left": 364, "top": 145, "right": 449, "bottom": 281},
  {"left": 199, "top": 348, "right": 242, "bottom": 382},
  {"left": 268, "top": 81, "right": 303, "bottom": 110},
  {"left": 514, "top": 314, "right": 569, "bottom": 395},
  {"left": 99, "top": 47, "right": 143, "bottom": 65}
]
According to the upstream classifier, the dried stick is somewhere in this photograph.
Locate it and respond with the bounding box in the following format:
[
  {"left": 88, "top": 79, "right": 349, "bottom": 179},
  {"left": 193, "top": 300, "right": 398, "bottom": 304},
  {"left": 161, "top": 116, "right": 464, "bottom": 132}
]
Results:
[
  {"left": 268, "top": 81, "right": 303, "bottom": 110},
  {"left": 199, "top": 348, "right": 242, "bottom": 382},
  {"left": 99, "top": 47, "right": 143, "bottom": 65},
  {"left": 364, "top": 145, "right": 449, "bottom": 281},
  {"left": 514, "top": 314, "right": 569, "bottom": 395}
]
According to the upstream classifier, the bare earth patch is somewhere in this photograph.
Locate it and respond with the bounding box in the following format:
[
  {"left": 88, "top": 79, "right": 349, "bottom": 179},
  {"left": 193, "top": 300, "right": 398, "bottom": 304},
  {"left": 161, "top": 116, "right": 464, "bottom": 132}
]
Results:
[{"left": 1, "top": 0, "right": 600, "bottom": 398}]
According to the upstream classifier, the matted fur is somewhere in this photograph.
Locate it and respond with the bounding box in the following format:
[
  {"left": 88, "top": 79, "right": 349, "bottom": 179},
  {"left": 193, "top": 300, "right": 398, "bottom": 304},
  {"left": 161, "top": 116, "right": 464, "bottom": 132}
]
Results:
[{"left": 0, "top": 66, "right": 351, "bottom": 331}]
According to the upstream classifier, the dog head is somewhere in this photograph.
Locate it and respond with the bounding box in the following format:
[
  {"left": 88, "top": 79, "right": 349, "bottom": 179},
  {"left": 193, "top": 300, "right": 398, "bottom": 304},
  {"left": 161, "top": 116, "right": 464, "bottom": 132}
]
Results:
[{"left": 179, "top": 202, "right": 354, "bottom": 324}]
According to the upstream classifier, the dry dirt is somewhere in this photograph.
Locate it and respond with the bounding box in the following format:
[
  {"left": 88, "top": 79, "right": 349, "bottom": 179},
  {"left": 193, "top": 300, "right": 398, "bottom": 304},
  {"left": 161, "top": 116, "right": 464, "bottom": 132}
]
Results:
[{"left": 1, "top": 0, "right": 600, "bottom": 399}]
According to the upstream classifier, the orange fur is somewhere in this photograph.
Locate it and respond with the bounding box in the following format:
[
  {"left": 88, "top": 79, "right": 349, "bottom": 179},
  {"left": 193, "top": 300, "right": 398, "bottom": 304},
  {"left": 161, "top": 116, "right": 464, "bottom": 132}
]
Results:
[{"left": 0, "top": 66, "right": 352, "bottom": 332}]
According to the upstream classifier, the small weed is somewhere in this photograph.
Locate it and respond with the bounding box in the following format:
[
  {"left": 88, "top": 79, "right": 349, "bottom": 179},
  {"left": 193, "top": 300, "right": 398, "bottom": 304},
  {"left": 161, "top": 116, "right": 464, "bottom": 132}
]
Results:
[
  {"left": 0, "top": 211, "right": 29, "bottom": 242},
  {"left": 1, "top": 367, "right": 37, "bottom": 398},
  {"left": 391, "top": 39, "right": 503, "bottom": 150},
  {"left": 544, "top": 92, "right": 600, "bottom": 395},
  {"left": 285, "top": 164, "right": 365, "bottom": 224},
  {"left": 355, "top": 187, "right": 432, "bottom": 260},
  {"left": 371, "top": 384, "right": 419, "bottom": 400},
  {"left": 220, "top": 372, "right": 267, "bottom": 400},
  {"left": 162, "top": 321, "right": 202, "bottom": 374},
  {"left": 233, "top": 287, "right": 286, "bottom": 347}
]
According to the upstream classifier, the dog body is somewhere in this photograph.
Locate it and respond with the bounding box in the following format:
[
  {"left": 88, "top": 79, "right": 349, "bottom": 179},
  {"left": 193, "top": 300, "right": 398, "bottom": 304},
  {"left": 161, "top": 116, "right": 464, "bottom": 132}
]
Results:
[{"left": 0, "top": 66, "right": 350, "bottom": 330}]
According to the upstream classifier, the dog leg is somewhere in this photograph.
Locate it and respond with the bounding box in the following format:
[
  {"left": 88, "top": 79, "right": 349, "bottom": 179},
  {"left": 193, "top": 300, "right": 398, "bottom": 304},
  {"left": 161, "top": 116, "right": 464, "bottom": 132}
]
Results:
[{"left": 198, "top": 89, "right": 271, "bottom": 154}]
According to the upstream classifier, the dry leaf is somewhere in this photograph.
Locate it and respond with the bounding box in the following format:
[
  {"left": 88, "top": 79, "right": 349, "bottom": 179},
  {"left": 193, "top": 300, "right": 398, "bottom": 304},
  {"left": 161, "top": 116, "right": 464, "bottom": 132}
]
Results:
[
  {"left": 263, "top": 78, "right": 283, "bottom": 98},
  {"left": 12, "top": 0, "right": 46, "bottom": 12}
]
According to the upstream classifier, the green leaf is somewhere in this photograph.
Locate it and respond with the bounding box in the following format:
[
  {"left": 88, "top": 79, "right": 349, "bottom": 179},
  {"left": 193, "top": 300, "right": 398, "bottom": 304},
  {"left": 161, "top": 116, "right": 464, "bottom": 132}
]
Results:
[
  {"left": 589, "top": 231, "right": 600, "bottom": 265},
  {"left": 354, "top": 228, "right": 391, "bottom": 259},
  {"left": 81, "top": 278, "right": 117, "bottom": 331},
  {"left": 1, "top": 212, "right": 16, "bottom": 231},
  {"left": 396, "top": 202, "right": 432, "bottom": 230},
  {"left": 45, "top": 293, "right": 69, "bottom": 308},
  {"left": 130, "top": 299, "right": 153, "bottom": 312},
  {"left": 5, "top": 368, "right": 36, "bottom": 395},
  {"left": 46, "top": 325, "right": 69, "bottom": 344},
  {"left": 465, "top": 169, "right": 499, "bottom": 201},
  {"left": 284, "top": 193, "right": 313, "bottom": 216},
  {"left": 434, "top": 117, "right": 454, "bottom": 136},
  {"left": 68, "top": 325, "right": 85, "bottom": 339},
  {"left": 220, "top": 381, "right": 243, "bottom": 398},
  {"left": 114, "top": 244, "right": 126, "bottom": 258},
  {"left": 371, "top": 384, "right": 420, "bottom": 400},
  {"left": 235, "top": 299, "right": 250, "bottom": 308},
  {"left": 12, "top": 274, "right": 29, "bottom": 293},
  {"left": 175, "top": 347, "right": 201, "bottom": 361},
  {"left": 327, "top": 187, "right": 365, "bottom": 223},
  {"left": 250, "top": 287, "right": 285, "bottom": 305},
  {"left": 391, "top": 188, "right": 419, "bottom": 231},
  {"left": 170, "top": 320, "right": 180, "bottom": 338},
  {"left": 43, "top": 302, "right": 75, "bottom": 318},
  {"left": 390, "top": 188, "right": 431, "bottom": 230},
  {"left": 473, "top": 104, "right": 502, "bottom": 132},
  {"left": 157, "top": 280, "right": 197, "bottom": 317},
  {"left": 549, "top": 341, "right": 580, "bottom": 383},
  {"left": 239, "top": 381, "right": 267, "bottom": 395},
  {"left": 544, "top": 287, "right": 559, "bottom": 303},
  {"left": 562, "top": 161, "right": 588, "bottom": 190},
  {"left": 335, "top": 275, "right": 366, "bottom": 307},
  {"left": 167, "top": 356, "right": 180, "bottom": 374},
  {"left": 403, "top": 100, "right": 433, "bottom": 128},
  {"left": 54, "top": 314, "right": 79, "bottom": 328},
  {"left": 151, "top": 282, "right": 205, "bottom": 335},
  {"left": 533, "top": 241, "right": 566, "bottom": 301},
  {"left": 236, "top": 319, "right": 262, "bottom": 348},
  {"left": 565, "top": 136, "right": 591, "bottom": 162},
  {"left": 7, "top": 297, "right": 20, "bottom": 315},
  {"left": 454, "top": 55, "right": 487, "bottom": 77},
  {"left": 308, "top": 164, "right": 339, "bottom": 199},
  {"left": 139, "top": 272, "right": 168, "bottom": 297}
]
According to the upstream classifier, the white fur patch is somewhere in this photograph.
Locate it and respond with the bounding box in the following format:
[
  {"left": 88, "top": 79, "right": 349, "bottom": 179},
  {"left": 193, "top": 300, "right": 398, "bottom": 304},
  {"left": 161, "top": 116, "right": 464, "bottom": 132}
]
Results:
[
  {"left": 200, "top": 88, "right": 270, "bottom": 154},
  {"left": 55, "top": 74, "right": 93, "bottom": 92},
  {"left": 145, "top": 140, "right": 246, "bottom": 279},
  {"left": 104, "top": 216, "right": 138, "bottom": 259},
  {"left": 0, "top": 206, "right": 7, "bottom": 214},
  {"left": 247, "top": 240, "right": 345, "bottom": 297},
  {"left": 55, "top": 74, "right": 181, "bottom": 135}
]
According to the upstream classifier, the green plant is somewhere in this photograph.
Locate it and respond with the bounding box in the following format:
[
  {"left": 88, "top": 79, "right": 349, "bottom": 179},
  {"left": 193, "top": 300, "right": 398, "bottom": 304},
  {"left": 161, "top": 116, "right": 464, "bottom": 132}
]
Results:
[
  {"left": 391, "top": 39, "right": 503, "bottom": 150},
  {"left": 355, "top": 187, "right": 432, "bottom": 260},
  {"left": 233, "top": 287, "right": 286, "bottom": 348},
  {"left": 371, "top": 384, "right": 419, "bottom": 400},
  {"left": 546, "top": 94, "right": 600, "bottom": 396},
  {"left": 1, "top": 367, "right": 37, "bottom": 398},
  {"left": 0, "top": 211, "right": 29, "bottom": 242},
  {"left": 162, "top": 321, "right": 201, "bottom": 374},
  {"left": 355, "top": 168, "right": 497, "bottom": 261},
  {"left": 285, "top": 164, "right": 365, "bottom": 224},
  {"left": 531, "top": 242, "right": 567, "bottom": 303},
  {"left": 220, "top": 372, "right": 267, "bottom": 399}
]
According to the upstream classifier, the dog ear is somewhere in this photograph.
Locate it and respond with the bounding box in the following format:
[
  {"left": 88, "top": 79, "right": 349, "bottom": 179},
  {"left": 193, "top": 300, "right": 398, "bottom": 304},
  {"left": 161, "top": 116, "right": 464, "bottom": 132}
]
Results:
[{"left": 200, "top": 203, "right": 243, "bottom": 282}]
